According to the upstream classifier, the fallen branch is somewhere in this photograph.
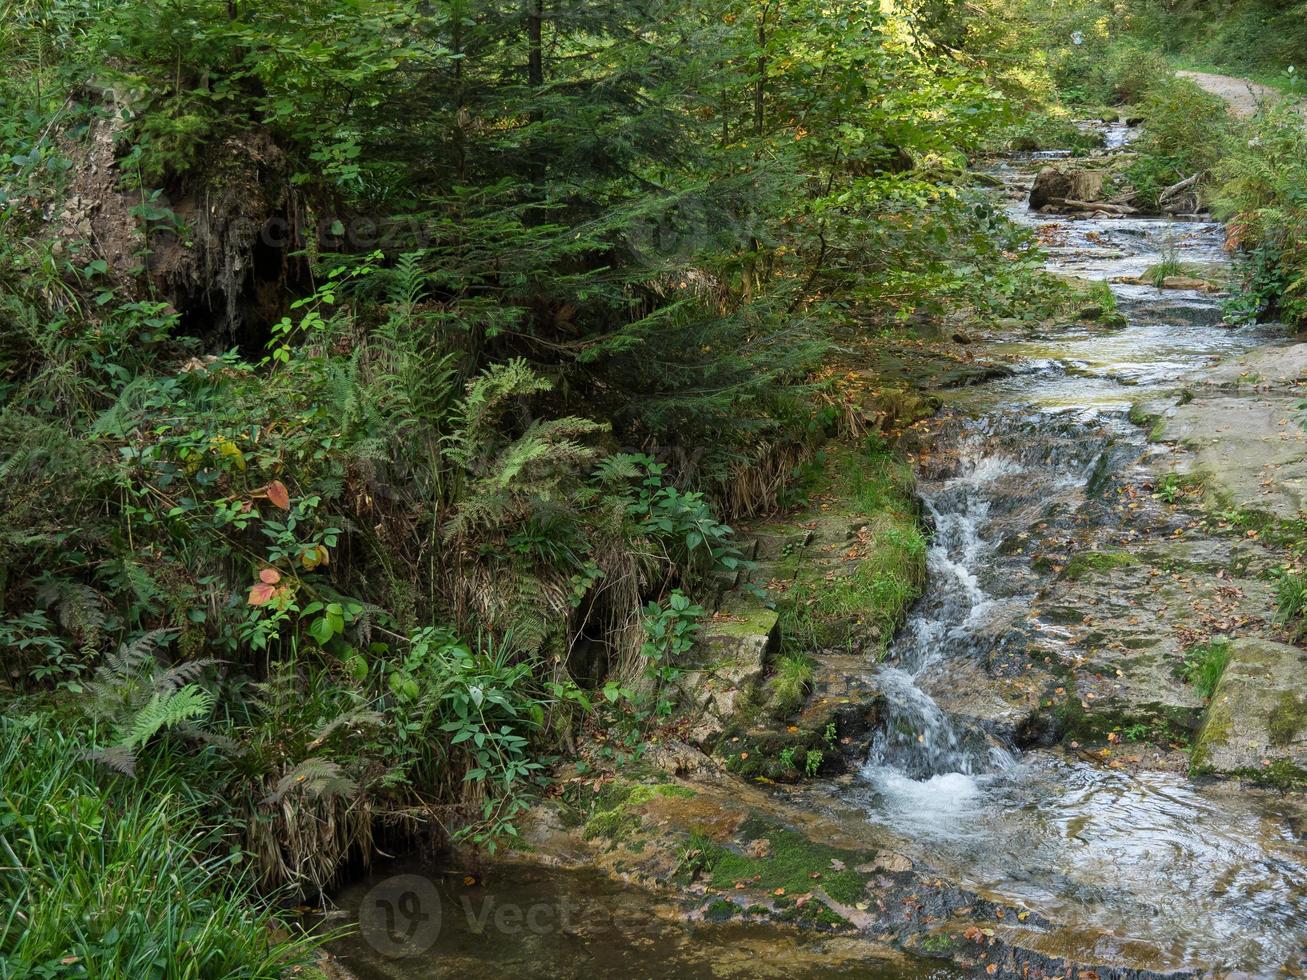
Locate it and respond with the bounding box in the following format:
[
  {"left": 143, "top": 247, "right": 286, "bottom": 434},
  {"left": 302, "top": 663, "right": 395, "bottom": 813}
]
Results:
[
  {"left": 1060, "top": 198, "right": 1140, "bottom": 215},
  {"left": 1157, "top": 172, "right": 1199, "bottom": 205}
]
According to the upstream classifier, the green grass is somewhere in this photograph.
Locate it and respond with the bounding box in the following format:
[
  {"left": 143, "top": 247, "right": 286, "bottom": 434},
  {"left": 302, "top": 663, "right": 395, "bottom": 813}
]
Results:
[
  {"left": 777, "top": 447, "right": 926, "bottom": 655},
  {"left": 1274, "top": 569, "right": 1307, "bottom": 640},
  {"left": 1182, "top": 639, "right": 1232, "bottom": 699},
  {"left": 764, "top": 654, "right": 815, "bottom": 719},
  {"left": 0, "top": 714, "right": 320, "bottom": 978},
  {"left": 1148, "top": 257, "right": 1185, "bottom": 288}
]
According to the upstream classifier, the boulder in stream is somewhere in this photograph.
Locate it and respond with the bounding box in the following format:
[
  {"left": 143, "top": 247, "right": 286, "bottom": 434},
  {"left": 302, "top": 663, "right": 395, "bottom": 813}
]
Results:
[{"left": 1028, "top": 165, "right": 1105, "bottom": 210}]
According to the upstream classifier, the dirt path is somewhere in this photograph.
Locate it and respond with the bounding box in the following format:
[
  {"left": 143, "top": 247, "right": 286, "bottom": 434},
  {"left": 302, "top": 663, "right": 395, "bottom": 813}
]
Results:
[{"left": 1177, "top": 69, "right": 1292, "bottom": 117}]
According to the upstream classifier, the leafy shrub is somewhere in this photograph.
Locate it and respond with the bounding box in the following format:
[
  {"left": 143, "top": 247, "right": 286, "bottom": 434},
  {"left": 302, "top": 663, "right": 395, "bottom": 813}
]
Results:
[
  {"left": 1214, "top": 104, "right": 1307, "bottom": 325},
  {"left": 1105, "top": 44, "right": 1172, "bottom": 104},
  {"left": 993, "top": 113, "right": 1104, "bottom": 153},
  {"left": 1123, "top": 77, "right": 1235, "bottom": 209},
  {"left": 638, "top": 591, "right": 705, "bottom": 716}
]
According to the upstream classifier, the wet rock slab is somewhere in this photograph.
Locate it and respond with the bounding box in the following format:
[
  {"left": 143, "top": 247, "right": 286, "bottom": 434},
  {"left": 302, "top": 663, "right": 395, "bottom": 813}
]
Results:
[
  {"left": 1194, "top": 337, "right": 1307, "bottom": 388},
  {"left": 1155, "top": 392, "right": 1307, "bottom": 519}
]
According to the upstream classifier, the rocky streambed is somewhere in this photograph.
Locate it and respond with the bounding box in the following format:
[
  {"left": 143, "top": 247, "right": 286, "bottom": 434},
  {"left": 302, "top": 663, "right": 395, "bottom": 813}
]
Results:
[{"left": 324, "top": 126, "right": 1307, "bottom": 979}]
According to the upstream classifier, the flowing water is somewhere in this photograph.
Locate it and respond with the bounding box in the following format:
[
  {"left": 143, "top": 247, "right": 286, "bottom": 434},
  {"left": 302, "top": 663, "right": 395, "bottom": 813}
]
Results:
[
  {"left": 327, "top": 127, "right": 1306, "bottom": 979},
  {"left": 853, "top": 139, "right": 1307, "bottom": 975}
]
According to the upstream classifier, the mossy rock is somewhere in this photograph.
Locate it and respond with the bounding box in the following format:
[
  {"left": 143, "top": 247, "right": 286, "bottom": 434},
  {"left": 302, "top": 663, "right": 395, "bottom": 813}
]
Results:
[
  {"left": 581, "top": 781, "right": 697, "bottom": 843},
  {"left": 717, "top": 724, "right": 834, "bottom": 782},
  {"left": 1061, "top": 549, "right": 1139, "bottom": 581},
  {"left": 698, "top": 818, "right": 875, "bottom": 908},
  {"left": 1191, "top": 638, "right": 1307, "bottom": 785}
]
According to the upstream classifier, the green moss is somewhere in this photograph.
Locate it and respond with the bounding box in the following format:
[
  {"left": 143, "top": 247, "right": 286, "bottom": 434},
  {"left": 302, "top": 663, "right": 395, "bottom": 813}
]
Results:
[
  {"left": 703, "top": 604, "right": 780, "bottom": 640},
  {"left": 778, "top": 477, "right": 926, "bottom": 654},
  {"left": 1128, "top": 401, "right": 1158, "bottom": 429},
  {"left": 1062, "top": 549, "right": 1139, "bottom": 581},
  {"left": 700, "top": 820, "right": 872, "bottom": 906},
  {"left": 775, "top": 898, "right": 848, "bottom": 928},
  {"left": 1267, "top": 692, "right": 1307, "bottom": 747},
  {"left": 630, "top": 783, "right": 695, "bottom": 804},
  {"left": 1190, "top": 695, "right": 1233, "bottom": 773},
  {"left": 1255, "top": 759, "right": 1307, "bottom": 791},
  {"left": 1205, "top": 759, "right": 1307, "bottom": 791},
  {"left": 1053, "top": 675, "right": 1195, "bottom": 745},
  {"left": 582, "top": 781, "right": 696, "bottom": 841},
  {"left": 921, "top": 933, "right": 957, "bottom": 956},
  {"left": 704, "top": 898, "right": 737, "bottom": 921}
]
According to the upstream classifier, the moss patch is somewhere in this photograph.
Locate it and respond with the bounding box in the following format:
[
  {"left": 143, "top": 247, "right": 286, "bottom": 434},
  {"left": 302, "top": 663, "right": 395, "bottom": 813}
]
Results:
[
  {"left": 699, "top": 819, "right": 873, "bottom": 906},
  {"left": 702, "top": 604, "right": 780, "bottom": 641},
  {"left": 582, "top": 781, "right": 697, "bottom": 841},
  {"left": 1062, "top": 549, "right": 1140, "bottom": 581},
  {"left": 1052, "top": 675, "right": 1195, "bottom": 745},
  {"left": 1267, "top": 692, "right": 1307, "bottom": 747}
]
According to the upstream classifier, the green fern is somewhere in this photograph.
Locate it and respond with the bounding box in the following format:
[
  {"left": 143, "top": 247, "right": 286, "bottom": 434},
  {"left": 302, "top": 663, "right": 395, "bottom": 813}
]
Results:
[
  {"left": 263, "top": 757, "right": 358, "bottom": 804},
  {"left": 81, "top": 631, "right": 225, "bottom": 775},
  {"left": 121, "top": 684, "right": 215, "bottom": 750}
]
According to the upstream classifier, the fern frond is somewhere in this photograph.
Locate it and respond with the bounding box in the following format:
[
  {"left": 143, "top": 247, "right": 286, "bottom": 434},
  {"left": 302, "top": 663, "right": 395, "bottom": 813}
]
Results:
[
  {"left": 183, "top": 726, "right": 241, "bottom": 755},
  {"left": 263, "top": 757, "right": 358, "bottom": 804},
  {"left": 306, "top": 709, "right": 384, "bottom": 750},
  {"left": 109, "top": 629, "right": 174, "bottom": 677},
  {"left": 83, "top": 745, "right": 137, "bottom": 776},
  {"left": 153, "top": 657, "right": 218, "bottom": 694},
  {"left": 592, "top": 453, "right": 644, "bottom": 487},
  {"left": 120, "top": 684, "right": 214, "bottom": 750}
]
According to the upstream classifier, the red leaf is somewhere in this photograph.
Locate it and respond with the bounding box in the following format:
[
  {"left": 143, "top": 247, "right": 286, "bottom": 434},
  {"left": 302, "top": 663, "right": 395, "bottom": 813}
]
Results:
[
  {"left": 259, "top": 567, "right": 282, "bottom": 585},
  {"left": 265, "top": 480, "right": 290, "bottom": 511},
  {"left": 248, "top": 583, "right": 276, "bottom": 606}
]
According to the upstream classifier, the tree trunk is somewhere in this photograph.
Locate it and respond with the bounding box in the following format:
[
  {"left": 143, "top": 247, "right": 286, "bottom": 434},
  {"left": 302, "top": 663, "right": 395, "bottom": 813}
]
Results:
[
  {"left": 528, "top": 0, "right": 544, "bottom": 90},
  {"left": 754, "top": 8, "right": 766, "bottom": 137}
]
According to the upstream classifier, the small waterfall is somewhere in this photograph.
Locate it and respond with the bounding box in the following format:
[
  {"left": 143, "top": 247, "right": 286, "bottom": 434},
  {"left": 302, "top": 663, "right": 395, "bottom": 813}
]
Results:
[
  {"left": 861, "top": 418, "right": 1112, "bottom": 785},
  {"left": 866, "top": 667, "right": 991, "bottom": 777},
  {"left": 863, "top": 448, "right": 1024, "bottom": 781}
]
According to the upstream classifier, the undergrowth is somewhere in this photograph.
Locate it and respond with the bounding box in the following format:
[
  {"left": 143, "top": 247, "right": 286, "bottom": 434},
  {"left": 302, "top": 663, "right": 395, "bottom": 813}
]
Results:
[{"left": 0, "top": 714, "right": 319, "bottom": 978}]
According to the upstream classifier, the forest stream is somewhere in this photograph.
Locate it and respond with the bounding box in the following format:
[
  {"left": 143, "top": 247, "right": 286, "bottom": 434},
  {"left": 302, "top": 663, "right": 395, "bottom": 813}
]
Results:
[{"left": 328, "top": 122, "right": 1307, "bottom": 980}]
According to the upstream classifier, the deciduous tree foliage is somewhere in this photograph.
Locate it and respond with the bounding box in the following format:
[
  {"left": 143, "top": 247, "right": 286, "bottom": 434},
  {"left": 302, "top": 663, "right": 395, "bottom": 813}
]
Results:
[{"left": 0, "top": 0, "right": 1045, "bottom": 950}]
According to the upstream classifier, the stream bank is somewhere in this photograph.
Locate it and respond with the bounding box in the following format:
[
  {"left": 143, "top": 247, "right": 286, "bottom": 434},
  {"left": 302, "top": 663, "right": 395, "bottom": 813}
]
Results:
[{"left": 324, "top": 121, "right": 1307, "bottom": 980}]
